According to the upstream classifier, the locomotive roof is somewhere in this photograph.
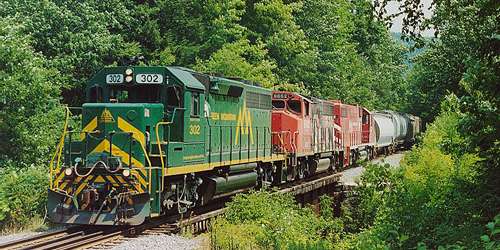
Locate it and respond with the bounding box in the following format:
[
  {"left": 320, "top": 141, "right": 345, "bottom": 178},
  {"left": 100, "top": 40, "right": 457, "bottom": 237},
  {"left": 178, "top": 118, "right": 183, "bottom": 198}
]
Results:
[
  {"left": 167, "top": 66, "right": 205, "bottom": 91},
  {"left": 89, "top": 66, "right": 270, "bottom": 95},
  {"left": 169, "top": 66, "right": 271, "bottom": 95}
]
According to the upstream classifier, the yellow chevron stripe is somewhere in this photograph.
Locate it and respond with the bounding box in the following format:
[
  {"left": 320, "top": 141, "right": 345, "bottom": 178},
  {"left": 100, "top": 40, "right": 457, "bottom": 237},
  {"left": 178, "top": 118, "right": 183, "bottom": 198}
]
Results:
[
  {"left": 60, "top": 176, "right": 80, "bottom": 191},
  {"left": 115, "top": 176, "right": 126, "bottom": 183},
  {"left": 54, "top": 172, "right": 65, "bottom": 188},
  {"left": 64, "top": 176, "right": 86, "bottom": 205},
  {"left": 117, "top": 117, "right": 145, "bottom": 144},
  {"left": 80, "top": 117, "right": 98, "bottom": 140},
  {"left": 91, "top": 139, "right": 147, "bottom": 187},
  {"left": 103, "top": 176, "right": 117, "bottom": 186},
  {"left": 115, "top": 175, "right": 143, "bottom": 192},
  {"left": 92, "top": 139, "right": 145, "bottom": 170},
  {"left": 132, "top": 170, "right": 145, "bottom": 192},
  {"left": 94, "top": 176, "right": 105, "bottom": 183}
]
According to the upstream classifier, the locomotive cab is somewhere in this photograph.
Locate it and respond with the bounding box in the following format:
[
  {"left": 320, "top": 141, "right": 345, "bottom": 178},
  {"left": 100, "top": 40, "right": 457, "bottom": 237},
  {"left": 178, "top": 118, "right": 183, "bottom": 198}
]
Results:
[{"left": 271, "top": 91, "right": 314, "bottom": 157}]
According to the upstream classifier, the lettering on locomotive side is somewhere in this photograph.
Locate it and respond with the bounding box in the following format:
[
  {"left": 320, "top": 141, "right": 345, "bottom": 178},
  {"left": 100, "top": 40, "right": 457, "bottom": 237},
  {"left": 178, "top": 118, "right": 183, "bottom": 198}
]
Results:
[
  {"left": 211, "top": 112, "right": 220, "bottom": 120},
  {"left": 189, "top": 124, "right": 201, "bottom": 135},
  {"left": 235, "top": 101, "right": 254, "bottom": 145},
  {"left": 221, "top": 113, "right": 236, "bottom": 121},
  {"left": 210, "top": 112, "right": 236, "bottom": 121},
  {"left": 183, "top": 154, "right": 205, "bottom": 160}
]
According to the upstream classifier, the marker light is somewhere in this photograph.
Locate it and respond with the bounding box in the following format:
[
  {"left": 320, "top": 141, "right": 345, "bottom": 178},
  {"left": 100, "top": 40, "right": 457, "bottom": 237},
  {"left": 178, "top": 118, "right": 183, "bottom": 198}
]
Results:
[
  {"left": 123, "top": 169, "right": 131, "bottom": 177},
  {"left": 125, "top": 68, "right": 133, "bottom": 75},
  {"left": 125, "top": 75, "right": 133, "bottom": 83},
  {"left": 64, "top": 168, "right": 73, "bottom": 176}
]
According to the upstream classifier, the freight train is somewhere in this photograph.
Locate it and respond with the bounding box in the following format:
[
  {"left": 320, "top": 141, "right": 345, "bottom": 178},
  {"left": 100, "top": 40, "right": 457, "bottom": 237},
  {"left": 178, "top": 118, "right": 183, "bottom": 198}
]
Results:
[{"left": 47, "top": 66, "right": 421, "bottom": 225}]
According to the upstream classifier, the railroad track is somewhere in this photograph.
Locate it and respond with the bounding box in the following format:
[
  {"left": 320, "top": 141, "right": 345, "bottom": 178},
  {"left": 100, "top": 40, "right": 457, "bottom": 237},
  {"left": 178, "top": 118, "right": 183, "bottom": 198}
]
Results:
[
  {"left": 0, "top": 171, "right": 343, "bottom": 249},
  {"left": 0, "top": 226, "right": 120, "bottom": 250}
]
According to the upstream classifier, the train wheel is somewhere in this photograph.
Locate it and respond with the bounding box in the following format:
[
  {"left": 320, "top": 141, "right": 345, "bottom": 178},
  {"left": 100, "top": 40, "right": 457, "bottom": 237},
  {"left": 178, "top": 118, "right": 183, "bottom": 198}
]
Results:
[
  {"left": 297, "top": 161, "right": 306, "bottom": 180},
  {"left": 262, "top": 167, "right": 274, "bottom": 189}
]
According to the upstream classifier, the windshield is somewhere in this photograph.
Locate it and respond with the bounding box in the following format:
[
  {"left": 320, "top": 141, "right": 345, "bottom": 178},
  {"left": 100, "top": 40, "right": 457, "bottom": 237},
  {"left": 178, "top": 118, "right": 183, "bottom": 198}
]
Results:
[
  {"left": 272, "top": 100, "right": 285, "bottom": 109},
  {"left": 287, "top": 100, "right": 301, "bottom": 114},
  {"left": 109, "top": 85, "right": 161, "bottom": 103}
]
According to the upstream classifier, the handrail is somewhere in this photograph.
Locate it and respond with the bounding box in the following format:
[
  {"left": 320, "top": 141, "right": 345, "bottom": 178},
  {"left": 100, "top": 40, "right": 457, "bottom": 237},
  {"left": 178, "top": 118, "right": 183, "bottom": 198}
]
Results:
[
  {"left": 155, "top": 121, "right": 171, "bottom": 192},
  {"left": 154, "top": 107, "right": 184, "bottom": 192},
  {"left": 49, "top": 106, "right": 71, "bottom": 189},
  {"left": 293, "top": 131, "right": 299, "bottom": 153},
  {"left": 136, "top": 139, "right": 154, "bottom": 194}
]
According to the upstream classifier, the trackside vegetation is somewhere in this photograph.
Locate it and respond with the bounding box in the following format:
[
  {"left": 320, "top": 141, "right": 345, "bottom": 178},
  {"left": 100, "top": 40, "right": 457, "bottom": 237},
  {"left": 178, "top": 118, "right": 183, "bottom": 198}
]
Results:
[
  {"left": 0, "top": 1, "right": 498, "bottom": 249},
  {"left": 0, "top": 0, "right": 407, "bottom": 231},
  {"left": 210, "top": 103, "right": 499, "bottom": 249}
]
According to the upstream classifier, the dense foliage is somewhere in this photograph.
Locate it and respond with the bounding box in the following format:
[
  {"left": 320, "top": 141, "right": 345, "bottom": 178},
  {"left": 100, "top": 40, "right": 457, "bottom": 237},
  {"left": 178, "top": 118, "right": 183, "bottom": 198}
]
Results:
[
  {"left": 0, "top": 0, "right": 408, "bottom": 230},
  {"left": 0, "top": 0, "right": 407, "bottom": 109},
  {"left": 0, "top": 1, "right": 497, "bottom": 246},
  {"left": 210, "top": 192, "right": 341, "bottom": 249},
  {"left": 338, "top": 108, "right": 488, "bottom": 249},
  {"left": 212, "top": 106, "right": 498, "bottom": 249}
]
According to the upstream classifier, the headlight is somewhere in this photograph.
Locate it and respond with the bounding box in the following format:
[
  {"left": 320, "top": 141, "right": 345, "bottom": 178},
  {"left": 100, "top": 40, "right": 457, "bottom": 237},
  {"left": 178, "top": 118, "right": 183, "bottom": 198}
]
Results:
[
  {"left": 125, "top": 75, "right": 133, "bottom": 83},
  {"left": 64, "top": 168, "right": 73, "bottom": 176},
  {"left": 125, "top": 68, "right": 133, "bottom": 75},
  {"left": 123, "top": 169, "right": 131, "bottom": 177}
]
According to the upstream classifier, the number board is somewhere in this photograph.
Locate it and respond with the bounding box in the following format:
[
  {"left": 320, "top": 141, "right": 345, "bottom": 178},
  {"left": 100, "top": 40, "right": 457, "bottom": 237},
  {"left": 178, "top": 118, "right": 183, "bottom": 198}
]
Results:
[
  {"left": 106, "top": 74, "right": 124, "bottom": 84},
  {"left": 272, "top": 93, "right": 289, "bottom": 99},
  {"left": 136, "top": 74, "right": 163, "bottom": 84}
]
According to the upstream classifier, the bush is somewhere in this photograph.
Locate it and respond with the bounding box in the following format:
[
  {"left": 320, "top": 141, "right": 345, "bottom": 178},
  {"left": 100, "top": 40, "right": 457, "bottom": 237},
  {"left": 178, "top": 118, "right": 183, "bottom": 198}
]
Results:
[
  {"left": 337, "top": 111, "right": 487, "bottom": 249},
  {"left": 210, "top": 191, "right": 342, "bottom": 249},
  {"left": 0, "top": 167, "right": 48, "bottom": 231}
]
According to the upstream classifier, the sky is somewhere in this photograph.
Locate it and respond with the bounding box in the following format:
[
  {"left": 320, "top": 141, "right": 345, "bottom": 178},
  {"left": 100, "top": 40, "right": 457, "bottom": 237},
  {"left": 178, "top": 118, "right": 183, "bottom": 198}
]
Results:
[{"left": 385, "top": 0, "right": 435, "bottom": 37}]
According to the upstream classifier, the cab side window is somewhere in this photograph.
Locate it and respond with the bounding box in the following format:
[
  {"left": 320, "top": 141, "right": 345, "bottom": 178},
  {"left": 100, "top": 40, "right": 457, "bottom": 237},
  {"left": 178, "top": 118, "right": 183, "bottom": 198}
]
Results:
[
  {"left": 191, "top": 92, "right": 200, "bottom": 117},
  {"left": 89, "top": 86, "right": 103, "bottom": 103},
  {"left": 166, "top": 85, "right": 182, "bottom": 111}
]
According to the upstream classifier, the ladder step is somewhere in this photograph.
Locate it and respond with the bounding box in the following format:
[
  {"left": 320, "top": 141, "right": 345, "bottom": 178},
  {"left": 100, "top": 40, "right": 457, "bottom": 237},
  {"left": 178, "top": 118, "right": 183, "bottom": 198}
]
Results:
[
  {"left": 152, "top": 141, "right": 169, "bottom": 145},
  {"left": 149, "top": 154, "right": 166, "bottom": 157}
]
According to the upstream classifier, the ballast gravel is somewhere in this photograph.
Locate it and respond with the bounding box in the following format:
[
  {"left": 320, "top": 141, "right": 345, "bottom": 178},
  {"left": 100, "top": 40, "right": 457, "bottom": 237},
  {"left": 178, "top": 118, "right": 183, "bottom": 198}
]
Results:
[
  {"left": 111, "top": 234, "right": 206, "bottom": 250},
  {"left": 0, "top": 226, "right": 67, "bottom": 245},
  {"left": 0, "top": 232, "right": 39, "bottom": 244},
  {"left": 341, "top": 153, "right": 404, "bottom": 186}
]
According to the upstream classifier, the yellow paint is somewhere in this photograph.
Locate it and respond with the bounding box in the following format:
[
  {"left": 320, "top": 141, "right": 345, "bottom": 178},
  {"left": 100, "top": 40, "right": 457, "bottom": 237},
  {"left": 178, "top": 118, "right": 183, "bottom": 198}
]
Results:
[
  {"left": 91, "top": 139, "right": 147, "bottom": 187},
  {"left": 100, "top": 108, "right": 115, "bottom": 123},
  {"left": 49, "top": 106, "right": 70, "bottom": 189},
  {"left": 211, "top": 112, "right": 237, "bottom": 121},
  {"left": 183, "top": 154, "right": 205, "bottom": 160},
  {"left": 235, "top": 101, "right": 254, "bottom": 144},
  {"left": 116, "top": 176, "right": 126, "bottom": 184},
  {"left": 221, "top": 113, "right": 237, "bottom": 121},
  {"left": 211, "top": 112, "right": 220, "bottom": 120},
  {"left": 80, "top": 117, "right": 98, "bottom": 141},
  {"left": 59, "top": 176, "right": 81, "bottom": 191},
  {"left": 94, "top": 176, "right": 106, "bottom": 183},
  {"left": 165, "top": 155, "right": 285, "bottom": 176},
  {"left": 54, "top": 172, "right": 65, "bottom": 188},
  {"left": 189, "top": 124, "right": 201, "bottom": 135},
  {"left": 117, "top": 117, "right": 145, "bottom": 144}
]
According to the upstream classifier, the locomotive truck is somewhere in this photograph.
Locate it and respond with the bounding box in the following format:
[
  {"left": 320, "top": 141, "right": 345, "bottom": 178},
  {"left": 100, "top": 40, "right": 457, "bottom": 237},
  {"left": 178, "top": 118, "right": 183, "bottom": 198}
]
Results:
[{"left": 47, "top": 66, "right": 420, "bottom": 226}]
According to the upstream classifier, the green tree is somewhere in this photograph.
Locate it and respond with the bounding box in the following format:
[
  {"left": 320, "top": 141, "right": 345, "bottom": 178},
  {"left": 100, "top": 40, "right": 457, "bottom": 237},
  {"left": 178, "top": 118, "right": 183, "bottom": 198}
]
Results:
[
  {"left": 0, "top": 18, "right": 63, "bottom": 168},
  {"left": 242, "top": 0, "right": 318, "bottom": 85},
  {"left": 0, "top": 0, "right": 139, "bottom": 105},
  {"left": 194, "top": 39, "right": 277, "bottom": 87}
]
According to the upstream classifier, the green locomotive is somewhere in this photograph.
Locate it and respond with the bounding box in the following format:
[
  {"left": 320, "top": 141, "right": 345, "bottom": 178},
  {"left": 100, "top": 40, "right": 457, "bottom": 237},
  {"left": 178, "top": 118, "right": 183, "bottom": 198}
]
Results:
[{"left": 48, "top": 66, "right": 284, "bottom": 225}]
